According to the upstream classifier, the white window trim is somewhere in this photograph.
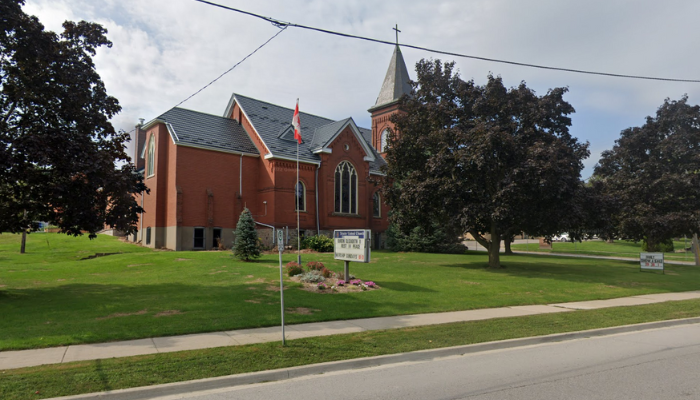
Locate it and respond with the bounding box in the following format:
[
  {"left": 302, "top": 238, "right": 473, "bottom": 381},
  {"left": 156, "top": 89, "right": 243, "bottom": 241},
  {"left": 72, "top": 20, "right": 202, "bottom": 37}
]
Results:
[
  {"left": 380, "top": 129, "right": 389, "bottom": 152},
  {"left": 146, "top": 134, "right": 155, "bottom": 178}
]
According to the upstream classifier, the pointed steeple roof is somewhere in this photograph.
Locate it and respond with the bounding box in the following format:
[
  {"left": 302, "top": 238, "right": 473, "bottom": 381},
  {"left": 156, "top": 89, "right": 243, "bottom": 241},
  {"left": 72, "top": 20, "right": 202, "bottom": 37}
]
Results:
[{"left": 369, "top": 45, "right": 412, "bottom": 112}]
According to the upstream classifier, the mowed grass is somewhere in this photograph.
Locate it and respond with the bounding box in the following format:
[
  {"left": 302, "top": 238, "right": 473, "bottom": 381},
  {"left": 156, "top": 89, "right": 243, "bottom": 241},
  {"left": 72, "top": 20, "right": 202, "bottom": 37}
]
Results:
[
  {"left": 1, "top": 233, "right": 700, "bottom": 351},
  {"left": 4, "top": 299, "right": 700, "bottom": 400},
  {"left": 512, "top": 239, "right": 697, "bottom": 261}
]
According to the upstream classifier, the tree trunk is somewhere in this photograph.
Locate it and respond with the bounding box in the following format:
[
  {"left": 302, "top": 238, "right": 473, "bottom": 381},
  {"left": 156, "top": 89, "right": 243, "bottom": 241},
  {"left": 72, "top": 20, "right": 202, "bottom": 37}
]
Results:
[
  {"left": 504, "top": 234, "right": 513, "bottom": 255},
  {"left": 20, "top": 209, "right": 27, "bottom": 254},
  {"left": 487, "top": 238, "right": 501, "bottom": 268},
  {"left": 645, "top": 237, "right": 659, "bottom": 252},
  {"left": 20, "top": 230, "right": 26, "bottom": 254}
]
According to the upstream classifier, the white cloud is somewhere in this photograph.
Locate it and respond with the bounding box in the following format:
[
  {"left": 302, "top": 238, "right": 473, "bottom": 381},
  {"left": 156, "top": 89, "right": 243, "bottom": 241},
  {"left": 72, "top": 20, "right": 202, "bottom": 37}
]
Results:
[{"left": 19, "top": 0, "right": 700, "bottom": 173}]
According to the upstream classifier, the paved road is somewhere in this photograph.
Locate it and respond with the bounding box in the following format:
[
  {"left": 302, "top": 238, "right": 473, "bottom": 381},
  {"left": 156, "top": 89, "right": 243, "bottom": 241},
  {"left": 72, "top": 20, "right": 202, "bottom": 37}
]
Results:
[{"left": 156, "top": 323, "right": 700, "bottom": 400}]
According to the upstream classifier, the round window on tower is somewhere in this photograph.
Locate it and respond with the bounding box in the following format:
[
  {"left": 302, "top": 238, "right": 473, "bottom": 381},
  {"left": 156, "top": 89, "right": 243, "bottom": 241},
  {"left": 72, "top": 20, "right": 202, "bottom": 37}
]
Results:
[{"left": 344, "top": 144, "right": 350, "bottom": 151}]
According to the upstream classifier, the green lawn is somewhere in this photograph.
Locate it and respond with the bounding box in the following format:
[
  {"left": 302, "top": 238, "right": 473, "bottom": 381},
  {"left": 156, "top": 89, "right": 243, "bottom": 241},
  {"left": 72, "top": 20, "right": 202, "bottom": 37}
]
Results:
[
  {"left": 2, "top": 233, "right": 700, "bottom": 351},
  {"left": 512, "top": 239, "right": 697, "bottom": 261},
  {"left": 4, "top": 299, "right": 700, "bottom": 400}
]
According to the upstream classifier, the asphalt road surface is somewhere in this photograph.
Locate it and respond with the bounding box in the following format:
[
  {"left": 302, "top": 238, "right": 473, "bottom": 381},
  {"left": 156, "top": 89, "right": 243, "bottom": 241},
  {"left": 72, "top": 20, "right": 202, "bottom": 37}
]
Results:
[{"left": 153, "top": 323, "right": 700, "bottom": 400}]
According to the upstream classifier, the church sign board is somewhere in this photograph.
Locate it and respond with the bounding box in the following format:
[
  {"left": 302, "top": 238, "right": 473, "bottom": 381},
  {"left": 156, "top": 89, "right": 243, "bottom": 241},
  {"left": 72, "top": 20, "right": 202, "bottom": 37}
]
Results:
[
  {"left": 334, "top": 230, "right": 371, "bottom": 263},
  {"left": 640, "top": 252, "right": 664, "bottom": 274}
]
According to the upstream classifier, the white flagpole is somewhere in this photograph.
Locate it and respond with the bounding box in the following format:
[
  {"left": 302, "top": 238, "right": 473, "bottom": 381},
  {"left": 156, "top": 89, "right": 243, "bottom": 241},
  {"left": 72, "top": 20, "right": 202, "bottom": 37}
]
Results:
[{"left": 296, "top": 99, "right": 301, "bottom": 265}]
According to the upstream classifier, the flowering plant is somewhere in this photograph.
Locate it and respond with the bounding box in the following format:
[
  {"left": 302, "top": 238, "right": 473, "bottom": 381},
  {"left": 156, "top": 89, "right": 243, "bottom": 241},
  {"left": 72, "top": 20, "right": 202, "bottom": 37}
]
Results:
[
  {"left": 364, "top": 281, "right": 376, "bottom": 288},
  {"left": 350, "top": 279, "right": 362, "bottom": 286},
  {"left": 317, "top": 282, "right": 327, "bottom": 290},
  {"left": 336, "top": 280, "right": 345, "bottom": 286}
]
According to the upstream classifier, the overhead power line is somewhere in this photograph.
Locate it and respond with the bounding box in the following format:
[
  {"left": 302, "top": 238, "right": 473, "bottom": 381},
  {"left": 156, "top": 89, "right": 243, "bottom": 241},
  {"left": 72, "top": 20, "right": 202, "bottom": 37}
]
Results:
[{"left": 193, "top": 0, "right": 700, "bottom": 84}]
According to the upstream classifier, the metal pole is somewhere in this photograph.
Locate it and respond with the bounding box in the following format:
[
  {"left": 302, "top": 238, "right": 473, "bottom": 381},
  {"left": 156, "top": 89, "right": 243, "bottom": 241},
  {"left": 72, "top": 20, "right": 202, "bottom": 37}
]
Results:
[
  {"left": 344, "top": 260, "right": 350, "bottom": 282},
  {"left": 279, "top": 239, "right": 285, "bottom": 345},
  {"left": 693, "top": 234, "right": 700, "bottom": 266}
]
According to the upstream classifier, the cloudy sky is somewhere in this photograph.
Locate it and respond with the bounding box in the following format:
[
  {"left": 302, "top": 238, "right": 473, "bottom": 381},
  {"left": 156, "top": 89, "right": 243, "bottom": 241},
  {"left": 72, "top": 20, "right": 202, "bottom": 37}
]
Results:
[{"left": 21, "top": 0, "right": 700, "bottom": 178}]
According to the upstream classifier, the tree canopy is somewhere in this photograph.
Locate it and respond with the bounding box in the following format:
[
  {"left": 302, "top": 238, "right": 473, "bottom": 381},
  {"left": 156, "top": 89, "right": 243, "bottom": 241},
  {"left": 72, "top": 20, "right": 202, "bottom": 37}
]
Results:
[
  {"left": 381, "top": 59, "right": 589, "bottom": 268},
  {"left": 593, "top": 96, "right": 700, "bottom": 251},
  {"left": 0, "top": 0, "right": 146, "bottom": 239}
]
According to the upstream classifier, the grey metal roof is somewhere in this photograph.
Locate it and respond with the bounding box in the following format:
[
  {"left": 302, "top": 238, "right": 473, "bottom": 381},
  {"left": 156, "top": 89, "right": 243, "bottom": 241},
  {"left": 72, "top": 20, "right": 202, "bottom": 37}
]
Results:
[
  {"left": 309, "top": 118, "right": 352, "bottom": 150},
  {"left": 156, "top": 107, "right": 259, "bottom": 155},
  {"left": 230, "top": 94, "right": 384, "bottom": 173},
  {"left": 369, "top": 45, "right": 412, "bottom": 112},
  {"left": 359, "top": 127, "right": 388, "bottom": 174}
]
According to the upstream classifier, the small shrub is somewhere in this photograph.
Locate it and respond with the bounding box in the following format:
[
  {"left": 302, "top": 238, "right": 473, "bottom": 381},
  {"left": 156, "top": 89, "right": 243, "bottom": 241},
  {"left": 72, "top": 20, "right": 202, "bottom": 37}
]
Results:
[
  {"left": 317, "top": 282, "right": 327, "bottom": 290},
  {"left": 321, "top": 267, "right": 333, "bottom": 278},
  {"left": 302, "top": 235, "right": 335, "bottom": 252},
  {"left": 337, "top": 280, "right": 345, "bottom": 286},
  {"left": 285, "top": 261, "right": 303, "bottom": 277},
  {"left": 642, "top": 238, "right": 675, "bottom": 253},
  {"left": 306, "top": 261, "right": 325, "bottom": 271},
  {"left": 349, "top": 279, "right": 362, "bottom": 286},
  {"left": 300, "top": 271, "right": 325, "bottom": 283},
  {"left": 364, "top": 281, "right": 376, "bottom": 288}
]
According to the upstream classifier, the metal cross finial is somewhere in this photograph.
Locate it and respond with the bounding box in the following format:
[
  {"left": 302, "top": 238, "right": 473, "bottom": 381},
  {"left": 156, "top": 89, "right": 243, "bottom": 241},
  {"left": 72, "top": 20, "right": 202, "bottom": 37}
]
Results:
[{"left": 393, "top": 24, "right": 401, "bottom": 45}]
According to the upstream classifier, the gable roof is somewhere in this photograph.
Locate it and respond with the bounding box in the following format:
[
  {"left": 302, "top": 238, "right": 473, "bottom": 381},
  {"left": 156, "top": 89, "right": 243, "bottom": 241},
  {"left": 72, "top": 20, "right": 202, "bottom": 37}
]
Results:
[
  {"left": 225, "top": 94, "right": 386, "bottom": 174},
  {"left": 141, "top": 107, "right": 259, "bottom": 157}
]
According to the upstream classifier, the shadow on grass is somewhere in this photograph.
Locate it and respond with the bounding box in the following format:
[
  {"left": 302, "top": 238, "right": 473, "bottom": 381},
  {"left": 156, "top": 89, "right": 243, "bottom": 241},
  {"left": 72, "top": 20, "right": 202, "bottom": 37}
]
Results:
[
  {"left": 0, "top": 282, "right": 410, "bottom": 350},
  {"left": 379, "top": 281, "right": 437, "bottom": 292}
]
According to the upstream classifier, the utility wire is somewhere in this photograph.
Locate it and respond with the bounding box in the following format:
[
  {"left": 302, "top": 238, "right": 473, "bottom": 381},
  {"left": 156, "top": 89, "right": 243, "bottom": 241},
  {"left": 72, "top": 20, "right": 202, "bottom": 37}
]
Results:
[
  {"left": 193, "top": 0, "right": 700, "bottom": 84},
  {"left": 173, "top": 25, "right": 288, "bottom": 109},
  {"left": 123, "top": 25, "right": 287, "bottom": 136}
]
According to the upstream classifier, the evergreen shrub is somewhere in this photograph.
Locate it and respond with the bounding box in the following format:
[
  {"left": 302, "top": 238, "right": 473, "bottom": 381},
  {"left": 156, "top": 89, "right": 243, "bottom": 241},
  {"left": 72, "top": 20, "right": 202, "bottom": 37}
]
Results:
[
  {"left": 232, "top": 208, "right": 261, "bottom": 261},
  {"left": 386, "top": 224, "right": 466, "bottom": 254}
]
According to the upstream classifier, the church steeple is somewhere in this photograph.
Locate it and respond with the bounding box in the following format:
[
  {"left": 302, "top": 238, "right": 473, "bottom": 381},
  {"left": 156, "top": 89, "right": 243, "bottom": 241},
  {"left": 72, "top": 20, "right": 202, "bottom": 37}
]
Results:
[
  {"left": 369, "top": 44, "right": 412, "bottom": 158},
  {"left": 369, "top": 45, "right": 412, "bottom": 112}
]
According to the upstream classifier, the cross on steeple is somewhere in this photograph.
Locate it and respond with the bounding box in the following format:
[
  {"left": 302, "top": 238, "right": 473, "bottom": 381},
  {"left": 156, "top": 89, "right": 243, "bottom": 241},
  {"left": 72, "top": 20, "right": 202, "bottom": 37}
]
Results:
[{"left": 393, "top": 24, "right": 401, "bottom": 45}]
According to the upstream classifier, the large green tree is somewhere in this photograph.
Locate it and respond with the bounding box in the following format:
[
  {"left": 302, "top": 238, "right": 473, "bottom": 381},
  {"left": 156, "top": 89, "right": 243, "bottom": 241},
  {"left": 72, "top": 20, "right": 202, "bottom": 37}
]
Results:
[
  {"left": 593, "top": 96, "right": 700, "bottom": 251},
  {"left": 381, "top": 60, "right": 589, "bottom": 268},
  {"left": 0, "top": 0, "right": 146, "bottom": 245}
]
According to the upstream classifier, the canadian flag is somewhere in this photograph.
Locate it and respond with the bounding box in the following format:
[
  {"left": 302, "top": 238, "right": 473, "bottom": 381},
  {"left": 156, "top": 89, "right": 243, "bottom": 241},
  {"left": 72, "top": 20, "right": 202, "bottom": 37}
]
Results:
[{"left": 292, "top": 100, "right": 301, "bottom": 144}]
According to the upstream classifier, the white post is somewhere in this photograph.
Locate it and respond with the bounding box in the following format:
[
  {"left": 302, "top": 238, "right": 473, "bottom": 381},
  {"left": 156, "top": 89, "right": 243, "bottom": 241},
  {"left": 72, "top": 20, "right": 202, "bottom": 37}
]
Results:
[{"left": 278, "top": 229, "right": 285, "bottom": 345}]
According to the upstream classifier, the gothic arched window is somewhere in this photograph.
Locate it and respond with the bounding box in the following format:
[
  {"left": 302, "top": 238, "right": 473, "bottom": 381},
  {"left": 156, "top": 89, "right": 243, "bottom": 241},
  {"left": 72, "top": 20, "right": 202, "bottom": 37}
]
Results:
[
  {"left": 295, "top": 181, "right": 306, "bottom": 211},
  {"left": 334, "top": 161, "right": 357, "bottom": 214},
  {"left": 146, "top": 134, "right": 155, "bottom": 177},
  {"left": 380, "top": 129, "right": 389, "bottom": 152}
]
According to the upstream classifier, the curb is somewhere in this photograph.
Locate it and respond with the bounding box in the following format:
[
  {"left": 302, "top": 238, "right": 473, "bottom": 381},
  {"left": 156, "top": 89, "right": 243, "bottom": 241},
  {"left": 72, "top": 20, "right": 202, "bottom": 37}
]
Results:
[{"left": 51, "top": 316, "right": 700, "bottom": 400}]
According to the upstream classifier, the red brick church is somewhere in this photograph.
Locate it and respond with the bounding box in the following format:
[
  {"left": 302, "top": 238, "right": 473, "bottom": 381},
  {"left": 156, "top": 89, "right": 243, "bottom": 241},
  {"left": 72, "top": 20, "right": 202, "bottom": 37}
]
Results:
[{"left": 131, "top": 45, "right": 412, "bottom": 251}]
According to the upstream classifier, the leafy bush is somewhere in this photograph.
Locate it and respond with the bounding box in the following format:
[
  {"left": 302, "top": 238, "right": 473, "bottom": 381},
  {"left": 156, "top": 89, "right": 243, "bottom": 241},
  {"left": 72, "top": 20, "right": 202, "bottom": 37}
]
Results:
[
  {"left": 302, "top": 235, "right": 334, "bottom": 252},
  {"left": 306, "top": 261, "right": 325, "bottom": 271},
  {"left": 299, "top": 271, "right": 325, "bottom": 283},
  {"left": 286, "top": 261, "right": 303, "bottom": 277},
  {"left": 642, "top": 238, "right": 675, "bottom": 253},
  {"left": 321, "top": 267, "right": 334, "bottom": 278},
  {"left": 386, "top": 224, "right": 466, "bottom": 254}
]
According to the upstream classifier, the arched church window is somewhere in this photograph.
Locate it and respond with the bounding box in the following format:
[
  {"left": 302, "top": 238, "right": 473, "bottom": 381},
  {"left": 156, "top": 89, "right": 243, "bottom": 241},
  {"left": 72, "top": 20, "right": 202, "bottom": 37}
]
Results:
[
  {"left": 146, "top": 134, "right": 155, "bottom": 177},
  {"left": 334, "top": 161, "right": 357, "bottom": 214},
  {"left": 380, "top": 129, "right": 389, "bottom": 152},
  {"left": 373, "top": 192, "right": 381, "bottom": 217},
  {"left": 295, "top": 181, "right": 306, "bottom": 211}
]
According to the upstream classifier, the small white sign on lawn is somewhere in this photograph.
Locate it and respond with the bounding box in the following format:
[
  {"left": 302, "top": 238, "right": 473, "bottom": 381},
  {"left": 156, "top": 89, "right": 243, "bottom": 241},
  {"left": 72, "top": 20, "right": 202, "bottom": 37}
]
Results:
[
  {"left": 334, "top": 230, "right": 371, "bottom": 263},
  {"left": 640, "top": 252, "right": 664, "bottom": 273}
]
